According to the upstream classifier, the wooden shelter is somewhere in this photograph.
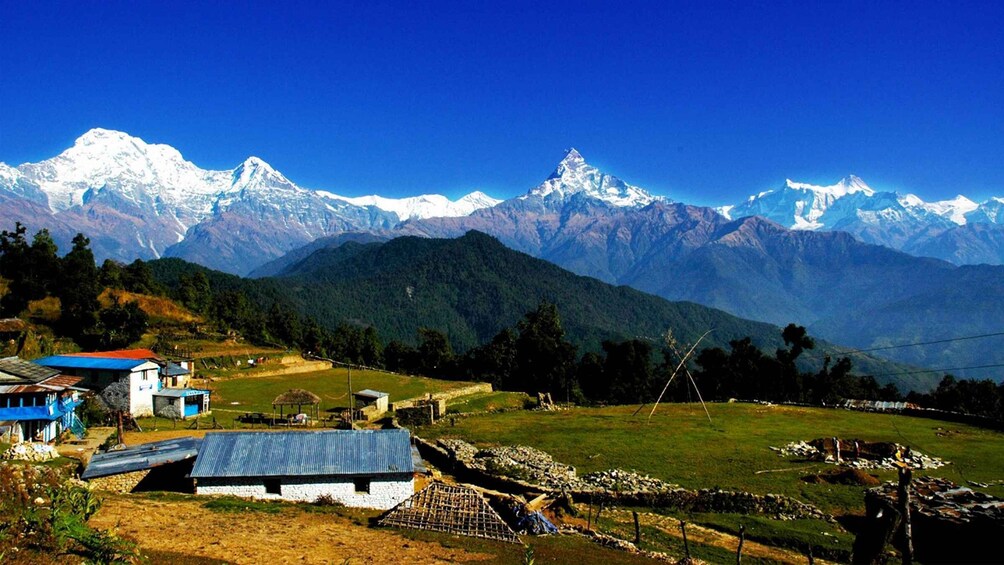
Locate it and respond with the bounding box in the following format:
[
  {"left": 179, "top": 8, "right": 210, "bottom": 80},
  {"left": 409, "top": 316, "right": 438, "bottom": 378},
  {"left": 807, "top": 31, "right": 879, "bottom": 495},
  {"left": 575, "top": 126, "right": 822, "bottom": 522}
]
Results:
[
  {"left": 379, "top": 481, "right": 521, "bottom": 543},
  {"left": 272, "top": 388, "right": 321, "bottom": 422}
]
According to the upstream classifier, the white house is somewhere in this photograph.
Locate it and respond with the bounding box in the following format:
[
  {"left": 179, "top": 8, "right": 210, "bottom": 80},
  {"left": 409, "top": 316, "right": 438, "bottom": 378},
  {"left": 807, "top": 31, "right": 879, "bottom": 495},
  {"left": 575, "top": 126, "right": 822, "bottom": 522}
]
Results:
[
  {"left": 34, "top": 355, "right": 161, "bottom": 417},
  {"left": 191, "top": 429, "right": 416, "bottom": 509}
]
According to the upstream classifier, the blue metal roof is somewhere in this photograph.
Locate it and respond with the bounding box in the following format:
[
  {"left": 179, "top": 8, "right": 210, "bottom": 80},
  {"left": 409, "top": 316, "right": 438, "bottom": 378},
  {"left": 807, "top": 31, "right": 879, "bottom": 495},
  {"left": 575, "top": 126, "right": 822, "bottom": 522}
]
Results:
[
  {"left": 154, "top": 388, "right": 210, "bottom": 398},
  {"left": 163, "top": 362, "right": 190, "bottom": 377},
  {"left": 190, "top": 429, "right": 413, "bottom": 479},
  {"left": 35, "top": 355, "right": 155, "bottom": 372},
  {"left": 81, "top": 436, "right": 203, "bottom": 479},
  {"left": 355, "top": 389, "right": 388, "bottom": 398}
]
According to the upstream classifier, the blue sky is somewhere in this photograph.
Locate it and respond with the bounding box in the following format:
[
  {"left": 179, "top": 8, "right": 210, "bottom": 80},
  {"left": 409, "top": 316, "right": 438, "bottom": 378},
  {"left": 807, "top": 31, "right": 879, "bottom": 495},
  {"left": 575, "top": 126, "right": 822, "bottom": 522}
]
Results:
[{"left": 2, "top": 1, "right": 1002, "bottom": 204}]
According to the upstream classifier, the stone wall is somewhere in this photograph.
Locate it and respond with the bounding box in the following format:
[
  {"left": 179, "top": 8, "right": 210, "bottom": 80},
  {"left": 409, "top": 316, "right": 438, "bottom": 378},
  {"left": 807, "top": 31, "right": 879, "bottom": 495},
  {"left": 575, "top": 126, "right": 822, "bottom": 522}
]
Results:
[
  {"left": 391, "top": 383, "right": 493, "bottom": 411},
  {"left": 195, "top": 473, "right": 414, "bottom": 510},
  {"left": 89, "top": 469, "right": 150, "bottom": 493}
]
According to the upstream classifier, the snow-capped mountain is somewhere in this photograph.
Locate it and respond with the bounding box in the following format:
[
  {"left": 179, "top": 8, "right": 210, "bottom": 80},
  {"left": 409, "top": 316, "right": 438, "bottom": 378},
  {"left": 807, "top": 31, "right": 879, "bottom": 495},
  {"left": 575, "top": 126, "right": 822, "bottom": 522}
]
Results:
[
  {"left": 524, "top": 148, "right": 663, "bottom": 207},
  {"left": 721, "top": 176, "right": 1004, "bottom": 263},
  {"left": 0, "top": 129, "right": 501, "bottom": 273},
  {"left": 319, "top": 191, "right": 501, "bottom": 220}
]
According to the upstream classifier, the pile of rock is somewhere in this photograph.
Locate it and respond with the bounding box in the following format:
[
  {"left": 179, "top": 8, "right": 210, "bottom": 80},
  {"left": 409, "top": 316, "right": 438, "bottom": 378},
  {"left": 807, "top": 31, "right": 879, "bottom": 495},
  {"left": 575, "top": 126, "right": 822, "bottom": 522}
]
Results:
[
  {"left": 437, "top": 438, "right": 480, "bottom": 462},
  {"left": 2, "top": 442, "right": 59, "bottom": 462},
  {"left": 470, "top": 445, "right": 578, "bottom": 489},
  {"left": 771, "top": 439, "right": 947, "bottom": 470},
  {"left": 580, "top": 469, "right": 678, "bottom": 493}
]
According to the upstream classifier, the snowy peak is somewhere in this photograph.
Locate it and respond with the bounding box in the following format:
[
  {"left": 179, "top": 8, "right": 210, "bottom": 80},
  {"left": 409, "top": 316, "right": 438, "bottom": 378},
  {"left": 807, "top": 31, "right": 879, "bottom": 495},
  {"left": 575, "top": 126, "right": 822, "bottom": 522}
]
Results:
[
  {"left": 230, "top": 156, "right": 293, "bottom": 192},
  {"left": 549, "top": 148, "right": 587, "bottom": 178},
  {"left": 528, "top": 148, "right": 660, "bottom": 207},
  {"left": 784, "top": 175, "right": 875, "bottom": 198},
  {"left": 321, "top": 190, "right": 502, "bottom": 220}
]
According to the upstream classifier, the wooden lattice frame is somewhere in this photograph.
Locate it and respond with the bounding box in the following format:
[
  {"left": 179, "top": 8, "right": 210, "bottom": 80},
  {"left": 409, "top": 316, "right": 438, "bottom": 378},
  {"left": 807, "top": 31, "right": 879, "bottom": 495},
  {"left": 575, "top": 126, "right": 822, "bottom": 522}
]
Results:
[{"left": 379, "top": 482, "right": 521, "bottom": 544}]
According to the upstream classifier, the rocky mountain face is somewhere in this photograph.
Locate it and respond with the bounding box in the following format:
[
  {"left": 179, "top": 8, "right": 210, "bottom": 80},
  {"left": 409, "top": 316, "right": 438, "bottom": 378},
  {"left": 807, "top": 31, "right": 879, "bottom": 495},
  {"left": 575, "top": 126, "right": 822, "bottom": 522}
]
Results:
[
  {"left": 0, "top": 129, "right": 497, "bottom": 274},
  {"left": 721, "top": 177, "right": 1004, "bottom": 265}
]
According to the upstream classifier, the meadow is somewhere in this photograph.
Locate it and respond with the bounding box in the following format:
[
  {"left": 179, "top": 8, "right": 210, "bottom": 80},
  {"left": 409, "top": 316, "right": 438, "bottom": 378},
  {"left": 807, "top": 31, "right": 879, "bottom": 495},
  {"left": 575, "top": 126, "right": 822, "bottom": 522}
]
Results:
[{"left": 418, "top": 402, "right": 1004, "bottom": 514}]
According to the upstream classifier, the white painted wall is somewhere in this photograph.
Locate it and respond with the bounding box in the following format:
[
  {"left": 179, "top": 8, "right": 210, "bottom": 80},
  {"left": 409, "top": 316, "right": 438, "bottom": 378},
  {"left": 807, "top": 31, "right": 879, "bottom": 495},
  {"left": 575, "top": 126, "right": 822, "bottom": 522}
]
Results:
[
  {"left": 127, "top": 364, "right": 160, "bottom": 417},
  {"left": 196, "top": 474, "right": 415, "bottom": 510}
]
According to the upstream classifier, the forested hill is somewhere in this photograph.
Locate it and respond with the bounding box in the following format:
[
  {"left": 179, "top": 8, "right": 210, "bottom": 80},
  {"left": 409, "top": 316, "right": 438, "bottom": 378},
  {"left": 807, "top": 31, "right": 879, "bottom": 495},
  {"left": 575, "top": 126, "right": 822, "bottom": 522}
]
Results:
[{"left": 148, "top": 231, "right": 925, "bottom": 387}]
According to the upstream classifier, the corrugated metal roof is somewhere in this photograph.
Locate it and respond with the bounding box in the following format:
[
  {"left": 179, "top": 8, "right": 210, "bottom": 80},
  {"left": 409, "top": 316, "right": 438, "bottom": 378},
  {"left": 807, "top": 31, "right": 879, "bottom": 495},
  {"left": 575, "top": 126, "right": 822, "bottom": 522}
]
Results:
[
  {"left": 190, "top": 429, "right": 413, "bottom": 479},
  {"left": 0, "top": 357, "right": 60, "bottom": 383},
  {"left": 67, "top": 349, "right": 162, "bottom": 360},
  {"left": 163, "top": 362, "right": 190, "bottom": 377},
  {"left": 81, "top": 437, "right": 203, "bottom": 479},
  {"left": 154, "top": 388, "right": 210, "bottom": 398},
  {"left": 355, "top": 389, "right": 389, "bottom": 399},
  {"left": 35, "top": 355, "right": 157, "bottom": 372}
]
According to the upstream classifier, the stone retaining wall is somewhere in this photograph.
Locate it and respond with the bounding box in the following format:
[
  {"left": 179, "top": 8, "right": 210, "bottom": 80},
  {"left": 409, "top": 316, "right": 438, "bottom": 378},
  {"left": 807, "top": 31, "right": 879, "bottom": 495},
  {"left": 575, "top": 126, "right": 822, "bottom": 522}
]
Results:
[
  {"left": 89, "top": 470, "right": 150, "bottom": 493},
  {"left": 391, "top": 383, "right": 493, "bottom": 411}
]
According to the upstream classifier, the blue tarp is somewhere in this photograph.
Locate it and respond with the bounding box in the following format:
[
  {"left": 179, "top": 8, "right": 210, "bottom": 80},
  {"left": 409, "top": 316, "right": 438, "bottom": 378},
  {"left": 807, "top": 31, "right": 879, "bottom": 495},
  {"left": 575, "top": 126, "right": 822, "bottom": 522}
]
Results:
[{"left": 514, "top": 510, "right": 558, "bottom": 535}]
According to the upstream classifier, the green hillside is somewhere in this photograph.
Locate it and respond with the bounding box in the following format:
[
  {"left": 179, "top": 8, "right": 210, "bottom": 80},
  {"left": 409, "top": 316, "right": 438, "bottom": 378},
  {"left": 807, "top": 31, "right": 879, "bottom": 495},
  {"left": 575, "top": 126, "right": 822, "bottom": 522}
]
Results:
[{"left": 150, "top": 232, "right": 924, "bottom": 387}]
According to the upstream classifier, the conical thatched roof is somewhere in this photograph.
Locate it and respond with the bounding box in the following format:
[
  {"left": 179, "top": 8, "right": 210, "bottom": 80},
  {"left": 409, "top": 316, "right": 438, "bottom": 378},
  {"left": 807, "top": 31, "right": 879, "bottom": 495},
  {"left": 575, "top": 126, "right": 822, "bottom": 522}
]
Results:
[
  {"left": 379, "top": 482, "right": 521, "bottom": 543},
  {"left": 272, "top": 388, "right": 321, "bottom": 406}
]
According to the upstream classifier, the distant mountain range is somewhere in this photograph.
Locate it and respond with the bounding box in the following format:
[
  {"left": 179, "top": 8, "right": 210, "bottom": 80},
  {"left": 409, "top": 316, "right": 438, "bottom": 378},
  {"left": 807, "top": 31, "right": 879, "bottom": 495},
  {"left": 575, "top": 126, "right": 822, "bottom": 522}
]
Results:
[
  {"left": 719, "top": 176, "right": 1004, "bottom": 265},
  {"left": 0, "top": 129, "right": 497, "bottom": 272},
  {"left": 4, "top": 130, "right": 1004, "bottom": 377}
]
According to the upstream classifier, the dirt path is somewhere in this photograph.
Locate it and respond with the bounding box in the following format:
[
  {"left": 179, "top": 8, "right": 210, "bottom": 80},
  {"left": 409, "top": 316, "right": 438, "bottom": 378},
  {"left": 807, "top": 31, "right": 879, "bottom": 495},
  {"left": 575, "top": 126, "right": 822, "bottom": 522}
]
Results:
[
  {"left": 91, "top": 495, "right": 494, "bottom": 564},
  {"left": 606, "top": 510, "right": 839, "bottom": 565},
  {"left": 56, "top": 426, "right": 115, "bottom": 464}
]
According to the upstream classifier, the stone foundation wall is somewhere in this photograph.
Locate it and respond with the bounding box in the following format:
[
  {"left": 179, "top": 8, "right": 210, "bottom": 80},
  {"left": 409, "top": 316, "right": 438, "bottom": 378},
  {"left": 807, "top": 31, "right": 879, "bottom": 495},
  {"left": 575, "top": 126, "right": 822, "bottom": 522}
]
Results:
[
  {"left": 195, "top": 474, "right": 414, "bottom": 510},
  {"left": 89, "top": 470, "right": 150, "bottom": 493}
]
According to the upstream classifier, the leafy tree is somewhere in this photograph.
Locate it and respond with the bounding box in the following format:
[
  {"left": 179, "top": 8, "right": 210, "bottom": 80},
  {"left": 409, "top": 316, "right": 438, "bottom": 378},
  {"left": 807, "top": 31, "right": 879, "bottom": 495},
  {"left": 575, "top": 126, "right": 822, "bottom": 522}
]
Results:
[
  {"left": 359, "top": 326, "right": 383, "bottom": 367},
  {"left": 603, "top": 339, "right": 657, "bottom": 405},
  {"left": 384, "top": 340, "right": 418, "bottom": 373},
  {"left": 177, "top": 271, "right": 212, "bottom": 314},
  {"left": 101, "top": 379, "right": 131, "bottom": 446},
  {"left": 97, "top": 300, "right": 149, "bottom": 349},
  {"left": 99, "top": 259, "right": 124, "bottom": 289},
  {"left": 57, "top": 234, "right": 101, "bottom": 341},
  {"left": 121, "top": 259, "right": 162, "bottom": 295},
  {"left": 156, "top": 403, "right": 183, "bottom": 429},
  {"left": 513, "top": 303, "right": 577, "bottom": 397},
  {"left": 417, "top": 327, "right": 454, "bottom": 378},
  {"left": 0, "top": 222, "right": 33, "bottom": 315},
  {"left": 463, "top": 327, "right": 518, "bottom": 388},
  {"left": 267, "top": 303, "right": 302, "bottom": 347}
]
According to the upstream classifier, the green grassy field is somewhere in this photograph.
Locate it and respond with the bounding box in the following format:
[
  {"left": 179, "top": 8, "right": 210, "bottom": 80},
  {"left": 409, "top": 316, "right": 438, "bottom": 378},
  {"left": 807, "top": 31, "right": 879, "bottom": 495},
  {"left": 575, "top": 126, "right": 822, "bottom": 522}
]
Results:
[
  {"left": 203, "top": 367, "right": 476, "bottom": 415},
  {"left": 419, "top": 402, "right": 1004, "bottom": 515},
  {"left": 446, "top": 391, "right": 532, "bottom": 413}
]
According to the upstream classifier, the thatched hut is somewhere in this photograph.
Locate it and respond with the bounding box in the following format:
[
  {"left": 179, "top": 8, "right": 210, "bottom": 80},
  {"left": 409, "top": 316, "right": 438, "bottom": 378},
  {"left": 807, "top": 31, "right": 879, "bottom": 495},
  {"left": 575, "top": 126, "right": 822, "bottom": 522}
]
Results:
[{"left": 272, "top": 388, "right": 321, "bottom": 422}]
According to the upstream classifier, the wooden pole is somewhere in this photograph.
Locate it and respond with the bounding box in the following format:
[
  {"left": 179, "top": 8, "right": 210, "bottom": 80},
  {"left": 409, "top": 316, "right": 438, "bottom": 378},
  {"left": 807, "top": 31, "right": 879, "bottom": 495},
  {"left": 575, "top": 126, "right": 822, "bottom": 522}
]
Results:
[
  {"left": 633, "top": 510, "right": 641, "bottom": 546},
  {"left": 898, "top": 466, "right": 914, "bottom": 565},
  {"left": 587, "top": 496, "right": 593, "bottom": 531},
  {"left": 680, "top": 520, "right": 691, "bottom": 560},
  {"left": 736, "top": 524, "right": 745, "bottom": 565}
]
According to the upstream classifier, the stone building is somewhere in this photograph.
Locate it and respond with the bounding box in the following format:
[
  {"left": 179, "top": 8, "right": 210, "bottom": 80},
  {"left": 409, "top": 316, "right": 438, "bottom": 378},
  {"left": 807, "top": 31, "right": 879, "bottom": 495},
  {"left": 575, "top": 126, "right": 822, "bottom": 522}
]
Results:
[{"left": 191, "top": 429, "right": 415, "bottom": 509}]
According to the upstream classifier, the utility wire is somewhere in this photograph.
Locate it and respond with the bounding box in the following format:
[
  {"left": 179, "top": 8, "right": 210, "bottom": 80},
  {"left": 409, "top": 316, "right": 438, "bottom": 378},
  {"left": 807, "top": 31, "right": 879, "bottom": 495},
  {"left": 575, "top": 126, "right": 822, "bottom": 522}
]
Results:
[
  {"left": 805, "top": 331, "right": 1004, "bottom": 358},
  {"left": 868, "top": 362, "right": 1004, "bottom": 378}
]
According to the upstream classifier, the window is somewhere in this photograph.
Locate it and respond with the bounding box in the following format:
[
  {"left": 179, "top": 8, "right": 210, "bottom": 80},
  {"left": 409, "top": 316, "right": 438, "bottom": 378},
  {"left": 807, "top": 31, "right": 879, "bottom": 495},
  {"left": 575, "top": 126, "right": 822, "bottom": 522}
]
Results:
[
  {"left": 264, "top": 479, "right": 281, "bottom": 495},
  {"left": 353, "top": 478, "right": 370, "bottom": 494}
]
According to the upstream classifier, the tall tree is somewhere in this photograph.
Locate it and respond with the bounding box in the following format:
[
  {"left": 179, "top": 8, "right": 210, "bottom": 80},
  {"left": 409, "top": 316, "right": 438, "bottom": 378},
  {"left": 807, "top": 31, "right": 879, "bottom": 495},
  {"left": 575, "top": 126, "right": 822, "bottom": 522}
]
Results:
[
  {"left": 57, "top": 234, "right": 101, "bottom": 340},
  {"left": 513, "top": 303, "right": 577, "bottom": 397}
]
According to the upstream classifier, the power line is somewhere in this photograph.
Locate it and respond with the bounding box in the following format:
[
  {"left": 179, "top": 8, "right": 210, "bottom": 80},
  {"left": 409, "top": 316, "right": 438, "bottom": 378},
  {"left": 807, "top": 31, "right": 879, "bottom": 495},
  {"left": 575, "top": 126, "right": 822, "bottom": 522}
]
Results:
[
  {"left": 808, "top": 331, "right": 1004, "bottom": 358},
  {"left": 869, "top": 363, "right": 1004, "bottom": 378}
]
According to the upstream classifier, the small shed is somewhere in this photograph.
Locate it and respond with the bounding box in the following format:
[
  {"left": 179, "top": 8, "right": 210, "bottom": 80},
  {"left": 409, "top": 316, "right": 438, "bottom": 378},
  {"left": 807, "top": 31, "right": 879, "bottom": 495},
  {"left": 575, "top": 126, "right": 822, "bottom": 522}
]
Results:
[
  {"left": 354, "top": 389, "right": 389, "bottom": 414},
  {"left": 272, "top": 388, "right": 320, "bottom": 421},
  {"left": 152, "top": 388, "right": 211, "bottom": 420},
  {"left": 190, "top": 429, "right": 415, "bottom": 509}
]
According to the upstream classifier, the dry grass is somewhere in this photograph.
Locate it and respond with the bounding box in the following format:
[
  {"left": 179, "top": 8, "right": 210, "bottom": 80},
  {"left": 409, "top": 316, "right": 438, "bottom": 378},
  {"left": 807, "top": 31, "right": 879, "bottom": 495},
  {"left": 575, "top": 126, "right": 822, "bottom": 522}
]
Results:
[
  {"left": 26, "top": 296, "right": 62, "bottom": 322},
  {"left": 100, "top": 289, "right": 201, "bottom": 324}
]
